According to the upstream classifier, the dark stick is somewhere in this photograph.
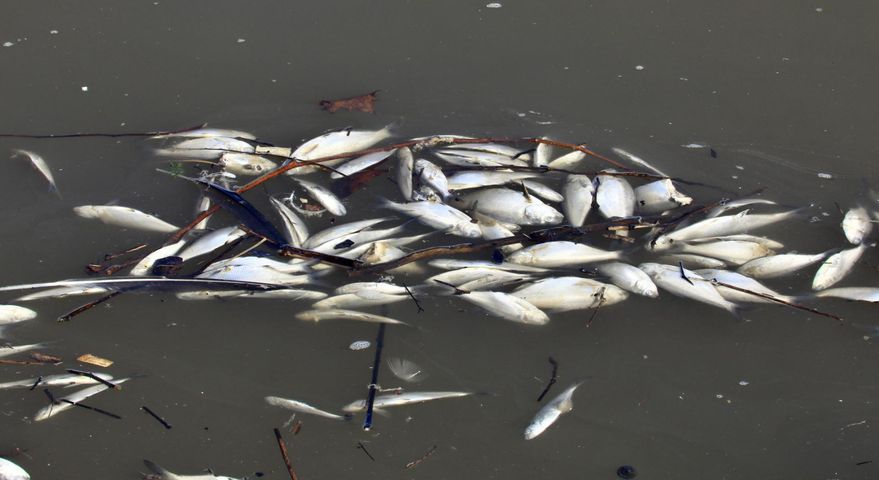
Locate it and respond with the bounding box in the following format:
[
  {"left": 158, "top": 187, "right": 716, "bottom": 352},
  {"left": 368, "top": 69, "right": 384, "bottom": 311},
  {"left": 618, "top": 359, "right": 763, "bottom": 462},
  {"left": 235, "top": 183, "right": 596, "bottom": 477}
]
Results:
[
  {"left": 363, "top": 323, "right": 387, "bottom": 431},
  {"left": 273, "top": 428, "right": 300, "bottom": 480},
  {"left": 710, "top": 279, "right": 844, "bottom": 323},
  {"left": 679, "top": 262, "right": 694, "bottom": 286},
  {"left": 0, "top": 123, "right": 206, "bottom": 139},
  {"left": 103, "top": 243, "right": 149, "bottom": 261},
  {"left": 60, "top": 399, "right": 122, "bottom": 419},
  {"left": 44, "top": 389, "right": 59, "bottom": 405},
  {"left": 141, "top": 405, "right": 172, "bottom": 429},
  {"left": 536, "top": 357, "right": 559, "bottom": 402},
  {"left": 29, "top": 376, "right": 43, "bottom": 391},
  {"left": 356, "top": 442, "right": 376, "bottom": 461},
  {"left": 57, "top": 290, "right": 123, "bottom": 322},
  {"left": 402, "top": 284, "right": 424, "bottom": 313},
  {"left": 405, "top": 445, "right": 438, "bottom": 469},
  {"left": 66, "top": 369, "right": 119, "bottom": 390}
]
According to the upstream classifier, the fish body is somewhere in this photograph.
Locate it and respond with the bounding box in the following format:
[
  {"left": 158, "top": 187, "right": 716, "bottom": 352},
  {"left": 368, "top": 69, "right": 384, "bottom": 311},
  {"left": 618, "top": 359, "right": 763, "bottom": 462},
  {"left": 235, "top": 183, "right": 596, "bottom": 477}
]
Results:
[
  {"left": 0, "top": 342, "right": 49, "bottom": 359},
  {"left": 596, "top": 262, "right": 659, "bottom": 297},
  {"left": 396, "top": 147, "right": 415, "bottom": 200},
  {"left": 459, "top": 291, "right": 549, "bottom": 325},
  {"left": 546, "top": 150, "right": 587, "bottom": 170},
  {"left": 0, "top": 457, "right": 29, "bottom": 480},
  {"left": 330, "top": 149, "right": 395, "bottom": 179},
  {"left": 652, "top": 209, "right": 801, "bottom": 250},
  {"left": 451, "top": 188, "right": 563, "bottom": 226},
  {"left": 176, "top": 289, "right": 326, "bottom": 301},
  {"left": 264, "top": 396, "right": 347, "bottom": 420},
  {"left": 159, "top": 136, "right": 254, "bottom": 159},
  {"left": 475, "top": 213, "right": 523, "bottom": 253},
  {"left": 342, "top": 391, "right": 473, "bottom": 413},
  {"left": 311, "top": 291, "right": 407, "bottom": 310},
  {"left": 155, "top": 128, "right": 255, "bottom": 140},
  {"left": 288, "top": 126, "right": 393, "bottom": 174},
  {"left": 512, "top": 277, "right": 629, "bottom": 311},
  {"left": 217, "top": 153, "right": 276, "bottom": 176},
  {"left": 381, "top": 199, "right": 481, "bottom": 237},
  {"left": 295, "top": 309, "right": 407, "bottom": 325},
  {"left": 519, "top": 180, "right": 564, "bottom": 203},
  {"left": 0, "top": 372, "right": 114, "bottom": 390},
  {"left": 129, "top": 240, "right": 186, "bottom": 276},
  {"left": 812, "top": 244, "right": 868, "bottom": 290},
  {"left": 841, "top": 207, "right": 872, "bottom": 244},
  {"left": 507, "top": 241, "right": 621, "bottom": 268},
  {"left": 414, "top": 159, "right": 450, "bottom": 199},
  {"left": 638, "top": 263, "right": 739, "bottom": 315},
  {"left": 142, "top": 459, "right": 240, "bottom": 480},
  {"left": 525, "top": 382, "right": 581, "bottom": 440},
  {"left": 704, "top": 198, "right": 777, "bottom": 218},
  {"left": 33, "top": 377, "right": 130, "bottom": 421},
  {"left": 736, "top": 251, "right": 829, "bottom": 279},
  {"left": 594, "top": 173, "right": 635, "bottom": 224},
  {"left": 695, "top": 269, "right": 794, "bottom": 303},
  {"left": 434, "top": 150, "right": 527, "bottom": 168},
  {"left": 304, "top": 217, "right": 392, "bottom": 249},
  {"left": 610, "top": 148, "right": 669, "bottom": 177},
  {"left": 73, "top": 205, "right": 179, "bottom": 233},
  {"left": 813, "top": 287, "right": 879, "bottom": 303},
  {"left": 427, "top": 259, "right": 551, "bottom": 273},
  {"left": 673, "top": 240, "right": 774, "bottom": 266},
  {"left": 196, "top": 265, "right": 310, "bottom": 287},
  {"left": 12, "top": 149, "right": 59, "bottom": 197},
  {"left": 269, "top": 197, "right": 309, "bottom": 247},
  {"left": 446, "top": 171, "right": 536, "bottom": 191},
  {"left": 634, "top": 179, "right": 692, "bottom": 214},
  {"left": 334, "top": 282, "right": 409, "bottom": 296},
  {"left": 177, "top": 227, "right": 248, "bottom": 260},
  {"left": 562, "top": 174, "right": 594, "bottom": 227},
  {"left": 533, "top": 140, "right": 552, "bottom": 167},
  {"left": 656, "top": 254, "right": 727, "bottom": 269},
  {"left": 294, "top": 179, "right": 346, "bottom": 216},
  {"left": 0, "top": 305, "right": 37, "bottom": 326},
  {"left": 428, "top": 268, "right": 532, "bottom": 290}
]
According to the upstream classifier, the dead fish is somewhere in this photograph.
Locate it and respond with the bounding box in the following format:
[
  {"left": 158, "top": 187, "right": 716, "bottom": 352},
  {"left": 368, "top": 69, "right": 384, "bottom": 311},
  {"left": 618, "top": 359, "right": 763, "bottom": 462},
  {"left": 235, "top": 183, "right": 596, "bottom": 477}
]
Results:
[
  {"left": 217, "top": 152, "right": 276, "bottom": 176},
  {"left": 311, "top": 290, "right": 408, "bottom": 310},
  {"left": 142, "top": 459, "right": 240, "bottom": 480},
  {"left": 330, "top": 149, "right": 396, "bottom": 180},
  {"left": 656, "top": 254, "right": 728, "bottom": 270},
  {"left": 596, "top": 262, "right": 659, "bottom": 297},
  {"left": 0, "top": 372, "right": 113, "bottom": 390},
  {"left": 434, "top": 150, "right": 528, "bottom": 168},
  {"left": 634, "top": 179, "right": 692, "bottom": 214},
  {"left": 507, "top": 241, "right": 621, "bottom": 268},
  {"left": 812, "top": 244, "right": 868, "bottom": 291},
  {"left": 342, "top": 391, "right": 473, "bottom": 413},
  {"left": 264, "top": 396, "right": 348, "bottom": 420},
  {"left": 380, "top": 199, "right": 481, "bottom": 237},
  {"left": 639, "top": 263, "right": 739, "bottom": 315},
  {"left": 0, "top": 342, "right": 50, "bottom": 359},
  {"left": 129, "top": 240, "right": 186, "bottom": 276},
  {"left": 610, "top": 148, "right": 669, "bottom": 177},
  {"left": 736, "top": 251, "right": 830, "bottom": 279},
  {"left": 841, "top": 206, "right": 872, "bottom": 244},
  {"left": 0, "top": 457, "right": 29, "bottom": 480},
  {"left": 269, "top": 197, "right": 309, "bottom": 248},
  {"left": 525, "top": 382, "right": 582, "bottom": 440},
  {"left": 546, "top": 150, "right": 587, "bottom": 170},
  {"left": 533, "top": 140, "right": 553, "bottom": 168},
  {"left": 152, "top": 127, "right": 256, "bottom": 140},
  {"left": 386, "top": 357, "right": 428, "bottom": 383},
  {"left": 304, "top": 217, "right": 393, "bottom": 249},
  {"left": 594, "top": 173, "right": 635, "bottom": 228},
  {"left": 813, "top": 287, "right": 879, "bottom": 303},
  {"left": 287, "top": 125, "right": 394, "bottom": 174},
  {"left": 157, "top": 136, "right": 255, "bottom": 159},
  {"left": 511, "top": 277, "right": 629, "bottom": 312},
  {"left": 73, "top": 205, "right": 179, "bottom": 233},
  {"left": 458, "top": 291, "right": 549, "bottom": 325},
  {"left": 293, "top": 179, "right": 346, "bottom": 216},
  {"left": 651, "top": 209, "right": 802, "bottom": 250},
  {"left": 34, "top": 377, "right": 131, "bottom": 421},
  {"left": 427, "top": 259, "right": 551, "bottom": 273},
  {"left": 0, "top": 305, "right": 37, "bottom": 326},
  {"left": 428, "top": 268, "right": 532, "bottom": 291},
  {"left": 446, "top": 170, "right": 536, "bottom": 191},
  {"left": 686, "top": 234, "right": 784, "bottom": 250},
  {"left": 450, "top": 188, "right": 564, "bottom": 226},
  {"left": 704, "top": 198, "right": 778, "bottom": 218},
  {"left": 414, "top": 159, "right": 451, "bottom": 199},
  {"left": 475, "top": 213, "right": 523, "bottom": 253},
  {"left": 295, "top": 309, "right": 407, "bottom": 325},
  {"left": 12, "top": 149, "right": 60, "bottom": 197},
  {"left": 562, "top": 174, "right": 594, "bottom": 227},
  {"left": 175, "top": 288, "right": 326, "bottom": 301},
  {"left": 672, "top": 240, "right": 774, "bottom": 266},
  {"left": 177, "top": 227, "right": 248, "bottom": 260}
]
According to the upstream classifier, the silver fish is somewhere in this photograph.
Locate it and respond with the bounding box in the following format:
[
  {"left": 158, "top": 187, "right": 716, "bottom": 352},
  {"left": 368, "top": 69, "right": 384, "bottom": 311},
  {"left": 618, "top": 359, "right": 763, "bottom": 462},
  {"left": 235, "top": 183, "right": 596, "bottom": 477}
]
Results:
[
  {"left": 0, "top": 305, "right": 37, "bottom": 326},
  {"left": 287, "top": 125, "right": 393, "bottom": 174},
  {"left": 841, "top": 206, "right": 872, "bottom": 244},
  {"left": 270, "top": 197, "right": 309, "bottom": 247},
  {"left": 158, "top": 136, "right": 255, "bottom": 159},
  {"left": 0, "top": 457, "right": 29, "bottom": 480},
  {"left": 217, "top": 152, "right": 276, "bottom": 176},
  {"left": 610, "top": 148, "right": 669, "bottom": 177},
  {"left": 294, "top": 179, "right": 346, "bottom": 216},
  {"left": 129, "top": 240, "right": 186, "bottom": 276},
  {"left": 533, "top": 140, "right": 553, "bottom": 167},
  {"left": 396, "top": 147, "right": 415, "bottom": 201},
  {"left": 656, "top": 254, "right": 728, "bottom": 269},
  {"left": 381, "top": 199, "right": 481, "bottom": 237},
  {"left": 639, "top": 263, "right": 739, "bottom": 315},
  {"left": 295, "top": 309, "right": 407, "bottom": 325},
  {"left": 458, "top": 291, "right": 549, "bottom": 325},
  {"left": 304, "top": 217, "right": 393, "bottom": 249},
  {"left": 142, "top": 459, "right": 240, "bottom": 480},
  {"left": 736, "top": 251, "right": 829, "bottom": 279},
  {"left": 507, "top": 241, "right": 621, "bottom": 268},
  {"left": 546, "top": 150, "right": 587, "bottom": 170},
  {"left": 511, "top": 277, "right": 629, "bottom": 311},
  {"left": 73, "top": 205, "right": 179, "bottom": 233},
  {"left": 311, "top": 291, "right": 408, "bottom": 310},
  {"left": 519, "top": 180, "right": 564, "bottom": 203},
  {"left": 330, "top": 149, "right": 396, "bottom": 179},
  {"left": 450, "top": 188, "right": 563, "bottom": 226},
  {"left": 695, "top": 269, "right": 795, "bottom": 303},
  {"left": 0, "top": 342, "right": 50, "bottom": 359},
  {"left": 562, "top": 174, "right": 594, "bottom": 227},
  {"left": 596, "top": 262, "right": 659, "bottom": 297},
  {"left": 177, "top": 227, "right": 248, "bottom": 260},
  {"left": 634, "top": 179, "right": 692, "bottom": 214},
  {"left": 704, "top": 198, "right": 777, "bottom": 218},
  {"left": 672, "top": 240, "right": 774, "bottom": 266},
  {"left": 414, "top": 159, "right": 451, "bottom": 199},
  {"left": 525, "top": 382, "right": 582, "bottom": 440},
  {"left": 594, "top": 173, "right": 635, "bottom": 229},
  {"left": 342, "top": 391, "right": 473, "bottom": 413},
  {"left": 0, "top": 372, "right": 113, "bottom": 390},
  {"left": 34, "top": 377, "right": 130, "bottom": 421},
  {"left": 265, "top": 396, "right": 348, "bottom": 420},
  {"left": 446, "top": 170, "right": 536, "bottom": 191},
  {"left": 652, "top": 209, "right": 802, "bottom": 250},
  {"left": 812, "top": 244, "right": 868, "bottom": 291},
  {"left": 813, "top": 287, "right": 879, "bottom": 303},
  {"left": 12, "top": 149, "right": 60, "bottom": 197}
]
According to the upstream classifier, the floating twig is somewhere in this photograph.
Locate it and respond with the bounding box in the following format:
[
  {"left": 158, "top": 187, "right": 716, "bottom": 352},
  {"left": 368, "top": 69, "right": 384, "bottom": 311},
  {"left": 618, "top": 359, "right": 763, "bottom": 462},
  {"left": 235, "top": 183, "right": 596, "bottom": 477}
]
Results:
[
  {"left": 273, "top": 428, "right": 300, "bottom": 480},
  {"left": 363, "top": 323, "right": 387, "bottom": 431},
  {"left": 66, "top": 369, "right": 120, "bottom": 390},
  {"left": 141, "top": 405, "right": 172, "bottom": 429},
  {"left": 402, "top": 284, "right": 424, "bottom": 313},
  {"left": 536, "top": 357, "right": 559, "bottom": 402},
  {"left": 710, "top": 279, "right": 844, "bottom": 323},
  {"left": 356, "top": 442, "right": 376, "bottom": 461},
  {"left": 586, "top": 287, "right": 607, "bottom": 327},
  {"left": 60, "top": 399, "right": 121, "bottom": 419},
  {"left": 103, "top": 243, "right": 149, "bottom": 261},
  {"left": 44, "top": 389, "right": 59, "bottom": 405},
  {"left": 29, "top": 376, "right": 43, "bottom": 391},
  {"left": 0, "top": 123, "right": 206, "bottom": 139},
  {"left": 291, "top": 421, "right": 302, "bottom": 435},
  {"left": 405, "top": 445, "right": 438, "bottom": 469},
  {"left": 57, "top": 290, "right": 124, "bottom": 322}
]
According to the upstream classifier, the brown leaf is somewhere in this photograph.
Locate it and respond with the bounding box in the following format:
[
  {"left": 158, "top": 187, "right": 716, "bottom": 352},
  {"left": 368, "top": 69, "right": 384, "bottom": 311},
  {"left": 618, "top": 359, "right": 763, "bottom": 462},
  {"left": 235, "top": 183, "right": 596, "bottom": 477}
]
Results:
[
  {"left": 319, "top": 91, "right": 379, "bottom": 114},
  {"left": 30, "top": 352, "right": 63, "bottom": 364}
]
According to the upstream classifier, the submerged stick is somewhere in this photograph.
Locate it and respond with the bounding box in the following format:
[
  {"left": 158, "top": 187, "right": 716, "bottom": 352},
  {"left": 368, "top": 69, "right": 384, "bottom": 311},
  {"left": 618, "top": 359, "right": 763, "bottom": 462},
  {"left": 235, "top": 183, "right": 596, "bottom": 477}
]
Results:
[
  {"left": 356, "top": 442, "right": 376, "bottom": 461},
  {"left": 61, "top": 399, "right": 122, "bottom": 420},
  {"left": 273, "top": 428, "right": 300, "bottom": 480},
  {"left": 402, "top": 284, "right": 424, "bottom": 313},
  {"left": 141, "top": 405, "right": 172, "bottom": 429},
  {"left": 0, "top": 123, "right": 206, "bottom": 139},
  {"left": 710, "top": 279, "right": 844, "bottom": 323},
  {"left": 66, "top": 369, "right": 120, "bottom": 390},
  {"left": 363, "top": 323, "right": 387, "bottom": 431},
  {"left": 57, "top": 290, "right": 124, "bottom": 322},
  {"left": 536, "top": 357, "right": 559, "bottom": 402}
]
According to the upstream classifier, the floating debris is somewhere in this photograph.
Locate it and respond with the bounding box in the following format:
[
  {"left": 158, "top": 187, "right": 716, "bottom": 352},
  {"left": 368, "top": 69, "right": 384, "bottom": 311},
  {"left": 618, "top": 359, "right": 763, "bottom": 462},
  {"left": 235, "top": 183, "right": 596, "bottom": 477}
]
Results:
[
  {"left": 76, "top": 354, "right": 114, "bottom": 368},
  {"left": 349, "top": 340, "right": 371, "bottom": 351}
]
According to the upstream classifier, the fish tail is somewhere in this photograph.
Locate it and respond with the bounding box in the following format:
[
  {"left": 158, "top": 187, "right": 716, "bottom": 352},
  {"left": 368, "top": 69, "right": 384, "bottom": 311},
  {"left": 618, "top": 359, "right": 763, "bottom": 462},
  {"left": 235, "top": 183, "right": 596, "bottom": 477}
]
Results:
[{"left": 143, "top": 460, "right": 171, "bottom": 477}]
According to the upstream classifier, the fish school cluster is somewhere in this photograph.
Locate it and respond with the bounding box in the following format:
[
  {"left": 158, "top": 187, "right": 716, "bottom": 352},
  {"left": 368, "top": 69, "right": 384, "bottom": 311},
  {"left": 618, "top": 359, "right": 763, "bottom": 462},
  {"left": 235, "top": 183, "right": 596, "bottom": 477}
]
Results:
[{"left": 1, "top": 125, "right": 877, "bottom": 479}]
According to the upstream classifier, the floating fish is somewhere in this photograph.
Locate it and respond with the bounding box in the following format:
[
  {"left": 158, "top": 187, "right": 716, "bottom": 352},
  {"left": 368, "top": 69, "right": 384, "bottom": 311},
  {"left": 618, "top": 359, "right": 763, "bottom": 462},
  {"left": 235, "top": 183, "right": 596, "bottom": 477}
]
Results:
[
  {"left": 841, "top": 206, "right": 872, "bottom": 244},
  {"left": 396, "top": 147, "right": 415, "bottom": 201},
  {"left": 34, "top": 377, "right": 130, "bottom": 421},
  {"left": 594, "top": 173, "right": 635, "bottom": 227},
  {"left": 381, "top": 199, "right": 481, "bottom": 237},
  {"left": 73, "top": 205, "right": 179, "bottom": 233},
  {"left": 294, "top": 179, "right": 346, "bottom": 216},
  {"left": 639, "top": 263, "right": 739, "bottom": 315},
  {"left": 512, "top": 277, "right": 629, "bottom": 312},
  {"left": 265, "top": 396, "right": 348, "bottom": 420},
  {"left": 342, "top": 391, "right": 473, "bottom": 413},
  {"left": 695, "top": 269, "right": 794, "bottom": 303},
  {"left": 736, "top": 251, "right": 829, "bottom": 279},
  {"left": 295, "top": 309, "right": 408, "bottom": 325},
  {"left": 0, "top": 457, "right": 29, "bottom": 480},
  {"left": 0, "top": 372, "right": 113, "bottom": 390},
  {"left": 0, "top": 342, "right": 50, "bottom": 359},
  {"left": 458, "top": 291, "right": 549, "bottom": 325},
  {"left": 596, "top": 262, "right": 659, "bottom": 297},
  {"left": 142, "top": 459, "right": 240, "bottom": 480},
  {"left": 507, "top": 241, "right": 621, "bottom": 268},
  {"left": 813, "top": 287, "right": 879, "bottom": 303},
  {"left": 525, "top": 382, "right": 582, "bottom": 440},
  {"left": 812, "top": 244, "right": 868, "bottom": 291},
  {"left": 12, "top": 149, "right": 60, "bottom": 197},
  {"left": 330, "top": 149, "right": 396, "bottom": 179},
  {"left": 634, "top": 179, "right": 692, "bottom": 214},
  {"left": 450, "top": 188, "right": 563, "bottom": 226},
  {"left": 217, "top": 152, "right": 276, "bottom": 176},
  {"left": 562, "top": 174, "right": 594, "bottom": 227}
]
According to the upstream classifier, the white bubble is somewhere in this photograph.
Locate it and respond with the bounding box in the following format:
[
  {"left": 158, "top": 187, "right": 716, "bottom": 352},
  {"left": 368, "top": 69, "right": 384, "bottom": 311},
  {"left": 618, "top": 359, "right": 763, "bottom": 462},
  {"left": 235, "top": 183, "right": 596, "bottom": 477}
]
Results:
[
  {"left": 738, "top": 380, "right": 749, "bottom": 386},
  {"left": 486, "top": 2, "right": 502, "bottom": 8},
  {"left": 50, "top": 30, "right": 59, "bottom": 35},
  {"left": 81, "top": 86, "right": 88, "bottom": 92},
  {"left": 237, "top": 38, "right": 246, "bottom": 43},
  {"left": 635, "top": 65, "right": 645, "bottom": 71},
  {"left": 2, "top": 41, "right": 13, "bottom": 47},
  {"left": 817, "top": 172, "right": 833, "bottom": 179}
]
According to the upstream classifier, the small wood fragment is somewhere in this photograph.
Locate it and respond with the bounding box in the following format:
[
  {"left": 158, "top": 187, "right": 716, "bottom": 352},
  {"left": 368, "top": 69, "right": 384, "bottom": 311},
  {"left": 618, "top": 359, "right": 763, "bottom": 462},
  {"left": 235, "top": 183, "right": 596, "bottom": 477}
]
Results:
[
  {"left": 319, "top": 91, "right": 379, "bottom": 113},
  {"left": 141, "top": 405, "right": 172, "bottom": 429},
  {"left": 67, "top": 368, "right": 119, "bottom": 389},
  {"left": 30, "top": 353, "right": 62, "bottom": 364},
  {"left": 61, "top": 399, "right": 122, "bottom": 419},
  {"left": 273, "top": 428, "right": 300, "bottom": 480},
  {"left": 76, "top": 354, "right": 114, "bottom": 368}
]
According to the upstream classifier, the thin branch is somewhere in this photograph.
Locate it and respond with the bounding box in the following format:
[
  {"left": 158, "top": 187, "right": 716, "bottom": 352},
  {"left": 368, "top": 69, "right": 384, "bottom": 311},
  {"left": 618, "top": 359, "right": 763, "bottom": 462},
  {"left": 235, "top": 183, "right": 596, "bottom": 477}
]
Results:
[
  {"left": 273, "top": 428, "right": 300, "bottom": 480},
  {"left": 0, "top": 123, "right": 206, "bottom": 139},
  {"left": 710, "top": 279, "right": 844, "bottom": 323},
  {"left": 536, "top": 357, "right": 559, "bottom": 402}
]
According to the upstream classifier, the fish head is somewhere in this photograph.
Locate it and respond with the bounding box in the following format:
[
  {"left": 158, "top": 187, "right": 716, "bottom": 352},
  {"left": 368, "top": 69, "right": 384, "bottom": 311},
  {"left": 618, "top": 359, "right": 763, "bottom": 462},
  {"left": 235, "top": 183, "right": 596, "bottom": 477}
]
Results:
[
  {"left": 452, "top": 221, "right": 484, "bottom": 238},
  {"left": 72, "top": 205, "right": 100, "bottom": 219},
  {"left": 523, "top": 204, "right": 564, "bottom": 225},
  {"left": 650, "top": 235, "right": 674, "bottom": 251},
  {"left": 219, "top": 153, "right": 276, "bottom": 176}
]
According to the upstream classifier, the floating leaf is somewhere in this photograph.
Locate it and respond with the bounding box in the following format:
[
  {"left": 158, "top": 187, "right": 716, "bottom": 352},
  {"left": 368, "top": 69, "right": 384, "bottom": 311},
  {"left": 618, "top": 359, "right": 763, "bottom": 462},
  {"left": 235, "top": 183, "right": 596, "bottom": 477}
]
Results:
[{"left": 319, "top": 91, "right": 379, "bottom": 114}]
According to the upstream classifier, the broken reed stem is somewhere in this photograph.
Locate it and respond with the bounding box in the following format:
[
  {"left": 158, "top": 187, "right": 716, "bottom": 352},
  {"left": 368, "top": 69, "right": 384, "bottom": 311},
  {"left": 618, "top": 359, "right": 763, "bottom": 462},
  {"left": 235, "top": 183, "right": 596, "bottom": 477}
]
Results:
[
  {"left": 0, "top": 123, "right": 207, "bottom": 139},
  {"left": 57, "top": 290, "right": 123, "bottom": 322},
  {"left": 363, "top": 323, "right": 387, "bottom": 431},
  {"left": 66, "top": 369, "right": 120, "bottom": 390},
  {"left": 141, "top": 405, "right": 173, "bottom": 429},
  {"left": 710, "top": 280, "right": 844, "bottom": 323},
  {"left": 402, "top": 284, "right": 424, "bottom": 313},
  {"left": 356, "top": 442, "right": 376, "bottom": 461},
  {"left": 536, "top": 357, "right": 559, "bottom": 402},
  {"left": 61, "top": 399, "right": 122, "bottom": 419},
  {"left": 273, "top": 428, "right": 300, "bottom": 480}
]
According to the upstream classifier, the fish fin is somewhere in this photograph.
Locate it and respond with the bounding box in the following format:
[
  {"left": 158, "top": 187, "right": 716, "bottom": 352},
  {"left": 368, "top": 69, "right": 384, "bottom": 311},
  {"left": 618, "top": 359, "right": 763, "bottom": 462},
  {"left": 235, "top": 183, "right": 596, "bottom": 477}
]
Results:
[{"left": 143, "top": 460, "right": 171, "bottom": 477}]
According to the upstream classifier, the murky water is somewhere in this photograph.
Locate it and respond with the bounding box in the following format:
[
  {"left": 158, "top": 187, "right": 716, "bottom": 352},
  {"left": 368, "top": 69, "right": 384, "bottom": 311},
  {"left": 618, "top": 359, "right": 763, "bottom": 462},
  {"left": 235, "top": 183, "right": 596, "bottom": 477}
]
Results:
[{"left": 1, "top": 1, "right": 878, "bottom": 479}]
